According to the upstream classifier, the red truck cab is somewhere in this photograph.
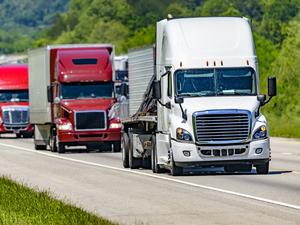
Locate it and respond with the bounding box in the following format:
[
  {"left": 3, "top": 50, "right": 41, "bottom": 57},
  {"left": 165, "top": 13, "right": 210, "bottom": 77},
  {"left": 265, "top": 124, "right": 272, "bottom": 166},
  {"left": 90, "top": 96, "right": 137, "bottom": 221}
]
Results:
[
  {"left": 0, "top": 65, "right": 33, "bottom": 137},
  {"left": 29, "top": 45, "right": 121, "bottom": 153}
]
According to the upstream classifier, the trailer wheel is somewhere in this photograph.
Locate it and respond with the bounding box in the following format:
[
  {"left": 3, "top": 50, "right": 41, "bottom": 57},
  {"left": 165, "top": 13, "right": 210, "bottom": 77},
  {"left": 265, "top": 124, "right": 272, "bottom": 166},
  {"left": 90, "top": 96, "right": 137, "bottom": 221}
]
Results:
[
  {"left": 34, "top": 133, "right": 47, "bottom": 150},
  {"left": 122, "top": 132, "right": 129, "bottom": 168},
  {"left": 170, "top": 151, "right": 183, "bottom": 176},
  {"left": 256, "top": 162, "right": 269, "bottom": 174},
  {"left": 34, "top": 143, "right": 47, "bottom": 150},
  {"left": 113, "top": 141, "right": 121, "bottom": 152},
  {"left": 151, "top": 135, "right": 165, "bottom": 173},
  {"left": 49, "top": 134, "right": 57, "bottom": 152},
  {"left": 128, "top": 131, "right": 141, "bottom": 169}
]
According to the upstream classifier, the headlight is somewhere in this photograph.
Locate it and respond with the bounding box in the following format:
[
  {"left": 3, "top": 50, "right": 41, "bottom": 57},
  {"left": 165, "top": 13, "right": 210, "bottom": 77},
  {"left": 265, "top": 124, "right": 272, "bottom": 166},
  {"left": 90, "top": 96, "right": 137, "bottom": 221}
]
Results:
[
  {"left": 253, "top": 125, "right": 267, "bottom": 140},
  {"left": 176, "top": 128, "right": 193, "bottom": 142},
  {"left": 57, "top": 122, "right": 73, "bottom": 131},
  {"left": 109, "top": 123, "right": 122, "bottom": 129},
  {"left": 109, "top": 118, "right": 121, "bottom": 129}
]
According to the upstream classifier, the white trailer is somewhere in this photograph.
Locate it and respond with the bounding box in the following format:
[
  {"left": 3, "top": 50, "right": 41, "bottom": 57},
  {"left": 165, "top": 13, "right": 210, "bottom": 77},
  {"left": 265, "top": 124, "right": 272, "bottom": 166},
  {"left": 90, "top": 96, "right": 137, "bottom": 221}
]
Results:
[{"left": 121, "top": 17, "right": 277, "bottom": 175}]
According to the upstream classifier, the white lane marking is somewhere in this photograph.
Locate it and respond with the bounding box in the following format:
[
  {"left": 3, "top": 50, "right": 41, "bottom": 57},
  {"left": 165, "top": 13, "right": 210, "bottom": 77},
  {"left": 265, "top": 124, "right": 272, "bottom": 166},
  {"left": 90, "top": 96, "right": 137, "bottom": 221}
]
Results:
[
  {"left": 1, "top": 142, "right": 300, "bottom": 211},
  {"left": 281, "top": 153, "right": 294, "bottom": 155}
]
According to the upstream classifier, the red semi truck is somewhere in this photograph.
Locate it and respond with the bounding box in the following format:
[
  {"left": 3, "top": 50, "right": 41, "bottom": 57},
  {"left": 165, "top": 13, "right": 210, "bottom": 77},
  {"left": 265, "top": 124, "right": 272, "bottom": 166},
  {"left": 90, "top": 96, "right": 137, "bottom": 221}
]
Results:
[
  {"left": 28, "top": 45, "right": 121, "bottom": 153},
  {"left": 0, "top": 65, "right": 33, "bottom": 138}
]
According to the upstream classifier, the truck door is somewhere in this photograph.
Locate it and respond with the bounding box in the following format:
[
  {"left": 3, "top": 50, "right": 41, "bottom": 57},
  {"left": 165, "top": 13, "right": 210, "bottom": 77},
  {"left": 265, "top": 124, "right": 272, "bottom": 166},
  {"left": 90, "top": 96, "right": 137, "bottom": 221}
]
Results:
[{"left": 160, "top": 68, "right": 173, "bottom": 133}]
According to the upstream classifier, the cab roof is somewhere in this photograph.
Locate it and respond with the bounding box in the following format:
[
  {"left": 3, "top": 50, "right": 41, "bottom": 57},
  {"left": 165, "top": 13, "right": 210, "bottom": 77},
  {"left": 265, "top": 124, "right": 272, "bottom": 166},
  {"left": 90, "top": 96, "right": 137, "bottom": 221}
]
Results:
[{"left": 0, "top": 64, "right": 28, "bottom": 90}]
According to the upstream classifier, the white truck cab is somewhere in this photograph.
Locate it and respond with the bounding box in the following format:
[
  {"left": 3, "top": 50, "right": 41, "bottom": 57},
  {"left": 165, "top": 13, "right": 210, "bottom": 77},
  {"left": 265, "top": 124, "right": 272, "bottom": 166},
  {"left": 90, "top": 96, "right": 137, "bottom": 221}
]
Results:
[{"left": 121, "top": 17, "right": 276, "bottom": 175}]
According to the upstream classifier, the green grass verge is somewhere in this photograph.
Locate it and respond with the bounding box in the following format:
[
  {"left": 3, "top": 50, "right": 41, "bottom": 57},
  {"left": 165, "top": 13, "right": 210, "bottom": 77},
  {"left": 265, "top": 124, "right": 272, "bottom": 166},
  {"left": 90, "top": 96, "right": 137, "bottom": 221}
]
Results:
[{"left": 0, "top": 176, "right": 117, "bottom": 225}]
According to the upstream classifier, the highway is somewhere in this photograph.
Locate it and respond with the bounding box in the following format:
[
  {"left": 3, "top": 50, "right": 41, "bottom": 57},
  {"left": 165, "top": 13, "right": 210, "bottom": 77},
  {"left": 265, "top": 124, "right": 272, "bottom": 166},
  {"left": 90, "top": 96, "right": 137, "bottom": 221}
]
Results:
[{"left": 0, "top": 136, "right": 299, "bottom": 225}]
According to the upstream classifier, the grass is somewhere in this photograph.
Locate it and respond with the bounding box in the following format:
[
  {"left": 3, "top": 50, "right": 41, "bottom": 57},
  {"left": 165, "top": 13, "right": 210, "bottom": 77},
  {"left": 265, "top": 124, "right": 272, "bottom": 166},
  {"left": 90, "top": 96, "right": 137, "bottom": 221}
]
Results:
[{"left": 0, "top": 176, "right": 117, "bottom": 225}]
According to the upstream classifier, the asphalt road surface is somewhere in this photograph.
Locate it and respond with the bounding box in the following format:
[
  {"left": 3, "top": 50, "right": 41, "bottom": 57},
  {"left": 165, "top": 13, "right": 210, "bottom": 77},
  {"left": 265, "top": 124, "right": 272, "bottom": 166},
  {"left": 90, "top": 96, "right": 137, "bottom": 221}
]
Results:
[{"left": 0, "top": 135, "right": 299, "bottom": 225}]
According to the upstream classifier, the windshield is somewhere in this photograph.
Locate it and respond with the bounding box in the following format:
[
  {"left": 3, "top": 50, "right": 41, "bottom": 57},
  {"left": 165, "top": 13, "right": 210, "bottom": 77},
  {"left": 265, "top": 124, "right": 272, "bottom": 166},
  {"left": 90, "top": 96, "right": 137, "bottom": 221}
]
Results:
[
  {"left": 175, "top": 68, "right": 257, "bottom": 97},
  {"left": 60, "top": 82, "right": 113, "bottom": 100},
  {"left": 0, "top": 90, "right": 29, "bottom": 102}
]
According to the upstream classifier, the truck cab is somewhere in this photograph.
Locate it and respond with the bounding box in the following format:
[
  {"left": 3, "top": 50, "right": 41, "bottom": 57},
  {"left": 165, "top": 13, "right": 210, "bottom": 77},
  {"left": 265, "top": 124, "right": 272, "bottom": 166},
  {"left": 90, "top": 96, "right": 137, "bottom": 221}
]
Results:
[
  {"left": 0, "top": 65, "right": 33, "bottom": 138},
  {"left": 29, "top": 45, "right": 121, "bottom": 153},
  {"left": 122, "top": 17, "right": 276, "bottom": 175}
]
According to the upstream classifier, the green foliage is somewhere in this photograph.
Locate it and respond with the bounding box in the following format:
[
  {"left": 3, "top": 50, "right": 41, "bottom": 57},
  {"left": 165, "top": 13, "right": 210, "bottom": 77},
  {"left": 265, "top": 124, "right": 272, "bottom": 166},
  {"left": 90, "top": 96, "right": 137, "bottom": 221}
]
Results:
[
  {"left": 0, "top": 176, "right": 116, "bottom": 225},
  {"left": 0, "top": 0, "right": 69, "bottom": 54},
  {"left": 263, "top": 15, "right": 300, "bottom": 137}
]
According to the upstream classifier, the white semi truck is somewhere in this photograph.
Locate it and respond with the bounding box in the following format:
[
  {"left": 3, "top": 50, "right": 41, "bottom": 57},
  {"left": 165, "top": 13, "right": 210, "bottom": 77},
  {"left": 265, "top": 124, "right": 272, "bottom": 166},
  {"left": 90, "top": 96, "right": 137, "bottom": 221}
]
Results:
[{"left": 121, "top": 17, "right": 277, "bottom": 175}]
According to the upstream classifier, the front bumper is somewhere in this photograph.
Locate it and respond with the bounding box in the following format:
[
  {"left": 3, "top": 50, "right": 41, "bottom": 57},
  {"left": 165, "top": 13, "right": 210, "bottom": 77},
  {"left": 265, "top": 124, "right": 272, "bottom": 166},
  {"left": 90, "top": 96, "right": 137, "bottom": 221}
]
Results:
[
  {"left": 57, "top": 128, "right": 121, "bottom": 144},
  {"left": 171, "top": 138, "right": 270, "bottom": 167},
  {"left": 0, "top": 123, "right": 34, "bottom": 134}
]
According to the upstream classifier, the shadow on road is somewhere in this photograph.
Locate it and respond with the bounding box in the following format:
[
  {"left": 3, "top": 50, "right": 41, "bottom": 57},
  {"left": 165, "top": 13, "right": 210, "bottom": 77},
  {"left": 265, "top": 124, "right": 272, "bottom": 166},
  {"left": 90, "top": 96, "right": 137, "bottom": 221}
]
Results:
[{"left": 182, "top": 168, "right": 293, "bottom": 176}]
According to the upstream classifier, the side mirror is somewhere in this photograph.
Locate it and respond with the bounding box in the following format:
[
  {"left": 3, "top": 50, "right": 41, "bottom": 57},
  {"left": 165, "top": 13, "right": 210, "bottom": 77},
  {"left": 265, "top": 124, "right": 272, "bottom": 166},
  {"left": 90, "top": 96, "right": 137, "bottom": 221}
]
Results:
[
  {"left": 257, "top": 94, "right": 266, "bottom": 106},
  {"left": 54, "top": 97, "right": 61, "bottom": 104},
  {"left": 120, "top": 83, "right": 128, "bottom": 96},
  {"left": 47, "top": 86, "right": 53, "bottom": 103},
  {"left": 175, "top": 97, "right": 184, "bottom": 104},
  {"left": 268, "top": 76, "right": 277, "bottom": 97},
  {"left": 153, "top": 80, "right": 161, "bottom": 100}
]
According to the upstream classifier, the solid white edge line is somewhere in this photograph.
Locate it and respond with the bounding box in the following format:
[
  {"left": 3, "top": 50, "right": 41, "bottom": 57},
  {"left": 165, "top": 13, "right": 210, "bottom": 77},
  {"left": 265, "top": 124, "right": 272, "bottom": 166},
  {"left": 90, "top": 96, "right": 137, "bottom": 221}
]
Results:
[{"left": 1, "top": 142, "right": 300, "bottom": 211}]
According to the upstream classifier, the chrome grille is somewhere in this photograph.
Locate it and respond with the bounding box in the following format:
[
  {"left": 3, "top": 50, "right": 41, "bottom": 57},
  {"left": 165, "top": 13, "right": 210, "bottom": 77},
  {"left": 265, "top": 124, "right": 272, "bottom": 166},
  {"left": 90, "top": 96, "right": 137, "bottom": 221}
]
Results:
[
  {"left": 194, "top": 111, "right": 250, "bottom": 143},
  {"left": 75, "top": 110, "right": 106, "bottom": 131},
  {"left": 2, "top": 107, "right": 29, "bottom": 125}
]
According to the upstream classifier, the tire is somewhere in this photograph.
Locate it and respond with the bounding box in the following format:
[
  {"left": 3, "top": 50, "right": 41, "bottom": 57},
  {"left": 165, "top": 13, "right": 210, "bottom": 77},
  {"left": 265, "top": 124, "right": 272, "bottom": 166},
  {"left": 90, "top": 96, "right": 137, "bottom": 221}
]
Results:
[
  {"left": 16, "top": 133, "right": 21, "bottom": 138},
  {"left": 113, "top": 141, "right": 121, "bottom": 152},
  {"left": 49, "top": 134, "right": 57, "bottom": 152},
  {"left": 256, "top": 162, "right": 269, "bottom": 174},
  {"left": 121, "top": 132, "right": 129, "bottom": 168},
  {"left": 22, "top": 132, "right": 33, "bottom": 139},
  {"left": 56, "top": 139, "right": 65, "bottom": 154},
  {"left": 170, "top": 151, "right": 183, "bottom": 176},
  {"left": 128, "top": 131, "right": 141, "bottom": 169},
  {"left": 34, "top": 143, "right": 47, "bottom": 150},
  {"left": 224, "top": 164, "right": 252, "bottom": 173},
  {"left": 151, "top": 135, "right": 165, "bottom": 173}
]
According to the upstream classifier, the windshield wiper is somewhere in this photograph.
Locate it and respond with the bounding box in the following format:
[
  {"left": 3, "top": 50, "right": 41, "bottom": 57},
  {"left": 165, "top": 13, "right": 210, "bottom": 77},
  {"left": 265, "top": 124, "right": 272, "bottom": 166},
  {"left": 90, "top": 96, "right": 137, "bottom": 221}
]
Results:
[
  {"left": 218, "top": 90, "right": 241, "bottom": 96},
  {"left": 179, "top": 92, "right": 212, "bottom": 97}
]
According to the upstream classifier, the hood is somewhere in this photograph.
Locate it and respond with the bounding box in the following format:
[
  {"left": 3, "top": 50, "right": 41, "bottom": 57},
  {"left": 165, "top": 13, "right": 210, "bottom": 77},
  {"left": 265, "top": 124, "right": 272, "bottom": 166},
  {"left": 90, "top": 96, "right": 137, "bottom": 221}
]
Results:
[
  {"left": 60, "top": 98, "right": 115, "bottom": 112},
  {"left": 0, "top": 101, "right": 29, "bottom": 108},
  {"left": 181, "top": 96, "right": 259, "bottom": 115}
]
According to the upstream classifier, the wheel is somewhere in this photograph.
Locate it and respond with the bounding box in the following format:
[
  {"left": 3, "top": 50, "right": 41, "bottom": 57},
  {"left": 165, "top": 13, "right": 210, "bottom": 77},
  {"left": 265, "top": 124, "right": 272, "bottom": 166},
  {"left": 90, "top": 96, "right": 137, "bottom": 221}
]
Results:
[
  {"left": 34, "top": 143, "right": 47, "bottom": 150},
  {"left": 22, "top": 132, "right": 33, "bottom": 138},
  {"left": 56, "top": 139, "right": 65, "bottom": 154},
  {"left": 256, "top": 162, "right": 269, "bottom": 174},
  {"left": 113, "top": 141, "right": 121, "bottom": 152},
  {"left": 128, "top": 131, "right": 141, "bottom": 169},
  {"left": 170, "top": 151, "right": 183, "bottom": 176},
  {"left": 121, "top": 132, "right": 129, "bottom": 168},
  {"left": 49, "top": 134, "right": 57, "bottom": 152},
  {"left": 16, "top": 133, "right": 21, "bottom": 138},
  {"left": 151, "top": 135, "right": 165, "bottom": 173}
]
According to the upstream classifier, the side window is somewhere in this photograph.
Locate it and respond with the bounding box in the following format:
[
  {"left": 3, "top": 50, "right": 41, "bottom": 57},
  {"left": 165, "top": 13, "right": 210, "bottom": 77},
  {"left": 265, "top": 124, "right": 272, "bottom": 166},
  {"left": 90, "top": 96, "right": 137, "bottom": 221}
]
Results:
[{"left": 167, "top": 72, "right": 172, "bottom": 98}]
